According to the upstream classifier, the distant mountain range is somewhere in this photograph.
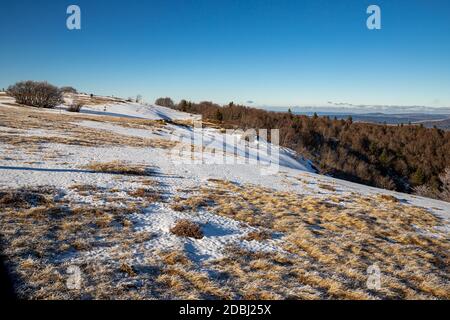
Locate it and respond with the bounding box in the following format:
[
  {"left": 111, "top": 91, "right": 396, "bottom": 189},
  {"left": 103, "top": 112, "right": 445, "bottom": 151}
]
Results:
[
  {"left": 294, "top": 112, "right": 450, "bottom": 128},
  {"left": 260, "top": 106, "right": 450, "bottom": 130},
  {"left": 419, "top": 118, "right": 450, "bottom": 130},
  {"left": 262, "top": 105, "right": 450, "bottom": 115}
]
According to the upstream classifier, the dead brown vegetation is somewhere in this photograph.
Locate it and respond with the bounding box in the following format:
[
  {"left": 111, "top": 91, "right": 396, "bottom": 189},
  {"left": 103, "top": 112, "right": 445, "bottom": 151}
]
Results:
[
  {"left": 241, "top": 230, "right": 272, "bottom": 242},
  {"left": 128, "top": 188, "right": 162, "bottom": 202},
  {"left": 0, "top": 189, "right": 52, "bottom": 209},
  {"left": 170, "top": 220, "right": 204, "bottom": 239},
  {"left": 0, "top": 181, "right": 169, "bottom": 299},
  {"left": 0, "top": 104, "right": 176, "bottom": 150},
  {"left": 84, "top": 161, "right": 154, "bottom": 176}
]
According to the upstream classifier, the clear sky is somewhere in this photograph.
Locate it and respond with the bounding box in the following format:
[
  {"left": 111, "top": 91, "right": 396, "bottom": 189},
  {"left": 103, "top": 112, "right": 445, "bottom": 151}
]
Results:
[{"left": 1, "top": 0, "right": 449, "bottom": 108}]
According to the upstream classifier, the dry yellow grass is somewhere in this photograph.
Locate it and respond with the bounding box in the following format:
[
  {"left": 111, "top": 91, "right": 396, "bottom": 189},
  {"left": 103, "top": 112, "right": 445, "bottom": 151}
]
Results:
[
  {"left": 68, "top": 94, "right": 127, "bottom": 106},
  {"left": 84, "top": 161, "right": 154, "bottom": 176},
  {"left": 241, "top": 230, "right": 272, "bottom": 241},
  {"left": 159, "top": 250, "right": 191, "bottom": 266},
  {"left": 2, "top": 178, "right": 448, "bottom": 300},
  {"left": 0, "top": 104, "right": 176, "bottom": 150},
  {"left": 171, "top": 179, "right": 450, "bottom": 300},
  {"left": 318, "top": 183, "right": 337, "bottom": 192},
  {"left": 127, "top": 188, "right": 162, "bottom": 202},
  {"left": 0, "top": 182, "right": 167, "bottom": 299},
  {"left": 155, "top": 252, "right": 233, "bottom": 299}
]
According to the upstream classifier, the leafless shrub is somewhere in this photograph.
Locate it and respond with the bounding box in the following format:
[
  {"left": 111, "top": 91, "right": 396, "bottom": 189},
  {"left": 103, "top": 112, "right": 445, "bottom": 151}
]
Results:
[
  {"left": 439, "top": 168, "right": 450, "bottom": 202},
  {"left": 414, "top": 185, "right": 439, "bottom": 199},
  {"left": 170, "top": 220, "right": 204, "bottom": 239},
  {"left": 67, "top": 102, "right": 83, "bottom": 112},
  {"left": 7, "top": 81, "right": 64, "bottom": 108},
  {"left": 414, "top": 168, "right": 450, "bottom": 202}
]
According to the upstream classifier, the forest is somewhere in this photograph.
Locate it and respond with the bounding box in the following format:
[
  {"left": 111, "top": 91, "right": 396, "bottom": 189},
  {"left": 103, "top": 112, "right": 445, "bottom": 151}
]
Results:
[{"left": 163, "top": 98, "right": 450, "bottom": 197}]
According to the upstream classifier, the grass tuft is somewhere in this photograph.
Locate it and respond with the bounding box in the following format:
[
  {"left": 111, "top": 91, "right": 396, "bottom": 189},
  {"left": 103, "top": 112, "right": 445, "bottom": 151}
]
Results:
[
  {"left": 84, "top": 161, "right": 154, "bottom": 176},
  {"left": 0, "top": 190, "right": 52, "bottom": 209},
  {"left": 170, "top": 220, "right": 204, "bottom": 239}
]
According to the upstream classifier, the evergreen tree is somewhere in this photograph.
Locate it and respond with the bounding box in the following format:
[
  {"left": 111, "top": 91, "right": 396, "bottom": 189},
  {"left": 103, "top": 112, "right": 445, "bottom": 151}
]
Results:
[
  {"left": 411, "top": 168, "right": 425, "bottom": 186},
  {"left": 215, "top": 109, "right": 223, "bottom": 121},
  {"left": 179, "top": 99, "right": 188, "bottom": 112}
]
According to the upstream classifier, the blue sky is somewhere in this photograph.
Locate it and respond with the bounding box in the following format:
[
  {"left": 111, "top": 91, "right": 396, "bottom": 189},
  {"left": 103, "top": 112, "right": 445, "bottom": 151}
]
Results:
[{"left": 1, "top": 0, "right": 449, "bottom": 108}]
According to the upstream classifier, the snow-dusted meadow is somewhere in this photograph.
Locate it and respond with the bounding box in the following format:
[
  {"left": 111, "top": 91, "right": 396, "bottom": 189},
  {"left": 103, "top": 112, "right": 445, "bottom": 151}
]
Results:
[{"left": 0, "top": 93, "right": 448, "bottom": 299}]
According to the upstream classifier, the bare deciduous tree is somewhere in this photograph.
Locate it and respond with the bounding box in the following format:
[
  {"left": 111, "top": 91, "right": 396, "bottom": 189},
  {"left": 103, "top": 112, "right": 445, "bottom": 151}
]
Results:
[{"left": 439, "top": 168, "right": 450, "bottom": 201}]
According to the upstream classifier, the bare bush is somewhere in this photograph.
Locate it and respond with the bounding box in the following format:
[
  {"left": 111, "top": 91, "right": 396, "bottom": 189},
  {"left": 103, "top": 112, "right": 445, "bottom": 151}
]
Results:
[
  {"left": 170, "top": 219, "right": 204, "bottom": 239},
  {"left": 414, "top": 185, "right": 438, "bottom": 199},
  {"left": 414, "top": 168, "right": 450, "bottom": 202},
  {"left": 7, "top": 81, "right": 63, "bottom": 108},
  {"left": 67, "top": 102, "right": 83, "bottom": 112},
  {"left": 155, "top": 97, "right": 174, "bottom": 108},
  {"left": 439, "top": 168, "right": 450, "bottom": 201}
]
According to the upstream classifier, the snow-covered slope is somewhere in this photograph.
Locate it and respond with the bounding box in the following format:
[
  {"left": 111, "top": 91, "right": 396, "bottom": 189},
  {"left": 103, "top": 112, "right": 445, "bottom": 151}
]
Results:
[
  {"left": 0, "top": 93, "right": 447, "bottom": 215},
  {"left": 75, "top": 119, "right": 315, "bottom": 174},
  {"left": 61, "top": 95, "right": 316, "bottom": 173},
  {"left": 0, "top": 92, "right": 449, "bottom": 300},
  {"left": 61, "top": 92, "right": 200, "bottom": 120},
  {"left": 80, "top": 102, "right": 200, "bottom": 121}
]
